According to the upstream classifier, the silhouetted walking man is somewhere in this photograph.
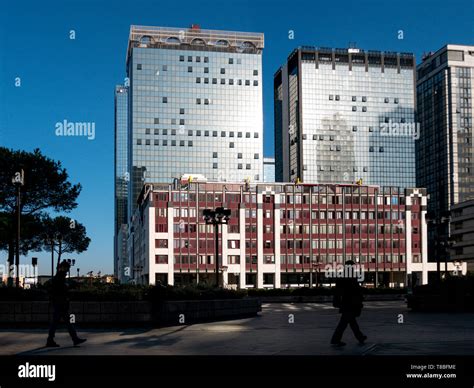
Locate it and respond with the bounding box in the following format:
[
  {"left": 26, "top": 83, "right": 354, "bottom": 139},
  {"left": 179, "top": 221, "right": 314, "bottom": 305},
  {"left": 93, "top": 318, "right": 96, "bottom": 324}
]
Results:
[
  {"left": 330, "top": 261, "right": 367, "bottom": 347},
  {"left": 46, "top": 260, "right": 86, "bottom": 347}
]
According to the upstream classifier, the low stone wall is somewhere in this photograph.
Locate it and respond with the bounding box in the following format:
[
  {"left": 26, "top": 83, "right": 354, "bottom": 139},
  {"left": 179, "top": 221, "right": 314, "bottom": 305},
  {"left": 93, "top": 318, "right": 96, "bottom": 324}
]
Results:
[
  {"left": 155, "top": 298, "right": 262, "bottom": 324},
  {"left": 0, "top": 298, "right": 262, "bottom": 326},
  {"left": 258, "top": 294, "right": 405, "bottom": 303}
]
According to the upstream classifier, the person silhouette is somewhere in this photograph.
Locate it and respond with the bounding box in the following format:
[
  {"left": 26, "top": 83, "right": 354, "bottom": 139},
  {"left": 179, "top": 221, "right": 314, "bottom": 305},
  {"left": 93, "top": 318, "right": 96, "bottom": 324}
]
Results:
[
  {"left": 46, "top": 260, "right": 87, "bottom": 347},
  {"left": 330, "top": 260, "right": 367, "bottom": 347}
]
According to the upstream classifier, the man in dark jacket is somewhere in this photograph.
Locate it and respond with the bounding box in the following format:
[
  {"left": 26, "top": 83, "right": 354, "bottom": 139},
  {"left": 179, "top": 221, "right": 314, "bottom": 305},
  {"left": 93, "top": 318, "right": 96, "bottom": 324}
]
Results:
[
  {"left": 46, "top": 260, "right": 86, "bottom": 347},
  {"left": 330, "top": 261, "right": 367, "bottom": 347}
]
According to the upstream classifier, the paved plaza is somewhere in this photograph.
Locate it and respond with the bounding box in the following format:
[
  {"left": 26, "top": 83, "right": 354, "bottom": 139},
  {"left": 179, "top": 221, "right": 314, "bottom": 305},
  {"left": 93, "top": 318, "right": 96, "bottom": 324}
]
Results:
[{"left": 1, "top": 301, "right": 473, "bottom": 356}]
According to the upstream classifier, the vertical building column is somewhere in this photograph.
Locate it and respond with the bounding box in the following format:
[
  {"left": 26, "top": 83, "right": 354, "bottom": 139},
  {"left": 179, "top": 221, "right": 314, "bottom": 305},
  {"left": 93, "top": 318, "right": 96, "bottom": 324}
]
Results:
[
  {"left": 257, "top": 194, "right": 264, "bottom": 288},
  {"left": 148, "top": 205, "right": 155, "bottom": 285},
  {"left": 274, "top": 194, "right": 281, "bottom": 288},
  {"left": 167, "top": 204, "right": 174, "bottom": 286},
  {"left": 405, "top": 195, "right": 413, "bottom": 283},
  {"left": 239, "top": 205, "right": 246, "bottom": 289},
  {"left": 420, "top": 195, "right": 429, "bottom": 284},
  {"left": 222, "top": 224, "right": 229, "bottom": 287}
]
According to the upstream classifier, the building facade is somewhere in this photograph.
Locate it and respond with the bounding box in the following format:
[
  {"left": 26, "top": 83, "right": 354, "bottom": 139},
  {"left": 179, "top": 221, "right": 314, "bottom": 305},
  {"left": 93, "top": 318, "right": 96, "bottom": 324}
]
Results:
[
  {"left": 114, "top": 85, "right": 129, "bottom": 281},
  {"left": 451, "top": 199, "right": 474, "bottom": 272},
  {"left": 274, "top": 46, "right": 417, "bottom": 188},
  {"left": 263, "top": 157, "right": 275, "bottom": 182},
  {"left": 416, "top": 45, "right": 474, "bottom": 261},
  {"left": 126, "top": 25, "right": 265, "bottom": 215},
  {"left": 127, "top": 180, "right": 460, "bottom": 289}
]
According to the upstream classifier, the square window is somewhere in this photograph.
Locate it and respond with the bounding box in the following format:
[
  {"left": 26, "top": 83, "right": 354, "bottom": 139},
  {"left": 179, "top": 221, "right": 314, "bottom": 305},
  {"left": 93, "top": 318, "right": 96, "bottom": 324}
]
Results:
[
  {"left": 180, "top": 108, "right": 185, "bottom": 114},
  {"left": 162, "top": 129, "right": 168, "bottom": 135},
  {"left": 238, "top": 132, "right": 242, "bottom": 138},
  {"left": 188, "top": 66, "right": 193, "bottom": 72},
  {"left": 179, "top": 56, "right": 184, "bottom": 62},
  {"left": 205, "top": 131, "right": 209, "bottom": 137},
  {"left": 204, "top": 57, "right": 209, "bottom": 63},
  {"left": 154, "top": 139, "right": 159, "bottom": 146},
  {"left": 237, "top": 58, "right": 242, "bottom": 64},
  {"left": 154, "top": 129, "right": 159, "bottom": 135},
  {"left": 362, "top": 96, "right": 367, "bottom": 102},
  {"left": 180, "top": 140, "right": 185, "bottom": 147},
  {"left": 254, "top": 153, "right": 259, "bottom": 159},
  {"left": 204, "top": 99, "right": 209, "bottom": 105},
  {"left": 362, "top": 106, "right": 367, "bottom": 112},
  {"left": 238, "top": 79, "right": 242, "bottom": 85},
  {"left": 188, "top": 130, "right": 193, "bottom": 136},
  {"left": 212, "top": 78, "right": 217, "bottom": 84},
  {"left": 196, "top": 77, "right": 201, "bottom": 83},
  {"left": 213, "top": 131, "right": 217, "bottom": 137},
  {"left": 369, "top": 126, "right": 374, "bottom": 132},
  {"left": 369, "top": 146, "right": 374, "bottom": 152},
  {"left": 229, "top": 58, "right": 234, "bottom": 64},
  {"left": 230, "top": 132, "right": 234, "bottom": 137},
  {"left": 196, "top": 98, "right": 201, "bottom": 104},
  {"left": 352, "top": 126, "right": 358, "bottom": 132},
  {"left": 171, "top": 140, "right": 176, "bottom": 146},
  {"left": 180, "top": 119, "right": 185, "bottom": 125},
  {"left": 213, "top": 163, "right": 218, "bottom": 169},
  {"left": 313, "top": 134, "right": 318, "bottom": 140},
  {"left": 238, "top": 164, "right": 242, "bottom": 169},
  {"left": 229, "top": 79, "right": 234, "bottom": 85},
  {"left": 335, "top": 95, "right": 340, "bottom": 101},
  {"left": 188, "top": 141, "right": 193, "bottom": 147},
  {"left": 163, "top": 140, "right": 168, "bottom": 146},
  {"left": 246, "top": 164, "right": 251, "bottom": 170},
  {"left": 162, "top": 65, "right": 167, "bottom": 71},
  {"left": 196, "top": 56, "right": 201, "bottom": 62},
  {"left": 253, "top": 80, "right": 258, "bottom": 86},
  {"left": 230, "top": 142, "right": 235, "bottom": 148},
  {"left": 246, "top": 132, "right": 250, "bottom": 138},
  {"left": 352, "top": 106, "right": 357, "bottom": 111},
  {"left": 253, "top": 70, "right": 258, "bottom": 76},
  {"left": 220, "top": 68, "right": 225, "bottom": 74},
  {"left": 196, "top": 130, "right": 201, "bottom": 136},
  {"left": 394, "top": 98, "right": 399, "bottom": 104},
  {"left": 137, "top": 64, "right": 142, "bottom": 70},
  {"left": 204, "top": 78, "right": 209, "bottom": 84},
  {"left": 254, "top": 133, "right": 259, "bottom": 138},
  {"left": 245, "top": 80, "right": 250, "bottom": 86},
  {"left": 162, "top": 97, "right": 168, "bottom": 103},
  {"left": 145, "top": 128, "right": 150, "bottom": 134},
  {"left": 171, "top": 129, "right": 176, "bottom": 135},
  {"left": 221, "top": 131, "right": 226, "bottom": 137},
  {"left": 237, "top": 153, "right": 242, "bottom": 159},
  {"left": 221, "top": 79, "right": 225, "bottom": 84},
  {"left": 329, "top": 95, "right": 334, "bottom": 100},
  {"left": 188, "top": 56, "right": 192, "bottom": 62},
  {"left": 154, "top": 118, "right": 159, "bottom": 124},
  {"left": 137, "top": 139, "right": 142, "bottom": 145},
  {"left": 204, "top": 67, "right": 209, "bottom": 73},
  {"left": 171, "top": 119, "right": 176, "bottom": 125},
  {"left": 384, "top": 97, "right": 389, "bottom": 103},
  {"left": 352, "top": 96, "right": 357, "bottom": 101},
  {"left": 213, "top": 152, "right": 218, "bottom": 158}
]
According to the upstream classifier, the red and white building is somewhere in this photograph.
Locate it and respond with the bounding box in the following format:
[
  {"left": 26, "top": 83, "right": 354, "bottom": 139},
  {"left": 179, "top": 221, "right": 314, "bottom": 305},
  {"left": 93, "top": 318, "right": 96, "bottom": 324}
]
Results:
[{"left": 128, "top": 180, "right": 465, "bottom": 288}]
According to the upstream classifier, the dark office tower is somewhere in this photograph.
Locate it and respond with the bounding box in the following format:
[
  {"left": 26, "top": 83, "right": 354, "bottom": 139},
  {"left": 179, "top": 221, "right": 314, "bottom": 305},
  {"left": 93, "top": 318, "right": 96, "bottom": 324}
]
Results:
[
  {"left": 126, "top": 25, "right": 264, "bottom": 212},
  {"left": 274, "top": 47, "right": 417, "bottom": 187},
  {"left": 114, "top": 85, "right": 129, "bottom": 281},
  {"left": 417, "top": 45, "right": 474, "bottom": 212},
  {"left": 416, "top": 45, "right": 474, "bottom": 269}
]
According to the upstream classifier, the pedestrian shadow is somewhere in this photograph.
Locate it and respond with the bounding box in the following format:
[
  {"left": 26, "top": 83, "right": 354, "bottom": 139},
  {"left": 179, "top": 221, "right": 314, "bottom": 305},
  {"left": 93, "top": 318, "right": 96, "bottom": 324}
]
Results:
[
  {"left": 105, "top": 325, "right": 191, "bottom": 349},
  {"left": 17, "top": 344, "right": 80, "bottom": 356}
]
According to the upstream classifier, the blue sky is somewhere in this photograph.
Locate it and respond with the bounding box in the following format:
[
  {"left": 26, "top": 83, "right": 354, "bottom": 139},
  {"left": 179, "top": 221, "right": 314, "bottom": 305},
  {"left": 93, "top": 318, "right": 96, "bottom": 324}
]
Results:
[{"left": 0, "top": 0, "right": 473, "bottom": 275}]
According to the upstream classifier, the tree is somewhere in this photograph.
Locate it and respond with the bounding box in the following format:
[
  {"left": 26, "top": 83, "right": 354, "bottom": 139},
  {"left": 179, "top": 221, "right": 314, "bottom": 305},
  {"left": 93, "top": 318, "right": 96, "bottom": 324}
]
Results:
[
  {"left": 41, "top": 216, "right": 91, "bottom": 269},
  {"left": 0, "top": 148, "right": 81, "bottom": 283}
]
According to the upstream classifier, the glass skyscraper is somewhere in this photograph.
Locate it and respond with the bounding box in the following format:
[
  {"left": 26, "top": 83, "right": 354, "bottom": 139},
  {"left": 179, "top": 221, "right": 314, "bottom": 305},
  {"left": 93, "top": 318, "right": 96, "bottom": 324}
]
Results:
[
  {"left": 274, "top": 47, "right": 417, "bottom": 188},
  {"left": 114, "top": 85, "right": 129, "bottom": 281},
  {"left": 416, "top": 44, "right": 474, "bottom": 214},
  {"left": 263, "top": 157, "right": 275, "bottom": 182},
  {"left": 126, "top": 25, "right": 264, "bottom": 210}
]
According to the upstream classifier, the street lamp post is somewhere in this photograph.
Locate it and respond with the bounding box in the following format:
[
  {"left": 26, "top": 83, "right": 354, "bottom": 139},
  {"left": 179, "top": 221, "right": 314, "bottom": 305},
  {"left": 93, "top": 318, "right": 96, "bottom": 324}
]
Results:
[
  {"left": 203, "top": 207, "right": 231, "bottom": 288},
  {"left": 11, "top": 169, "right": 24, "bottom": 288}
]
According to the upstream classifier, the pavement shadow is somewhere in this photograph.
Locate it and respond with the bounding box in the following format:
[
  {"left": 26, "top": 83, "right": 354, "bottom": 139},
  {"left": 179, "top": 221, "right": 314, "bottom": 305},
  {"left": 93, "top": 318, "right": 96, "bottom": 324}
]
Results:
[{"left": 104, "top": 325, "right": 191, "bottom": 349}]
